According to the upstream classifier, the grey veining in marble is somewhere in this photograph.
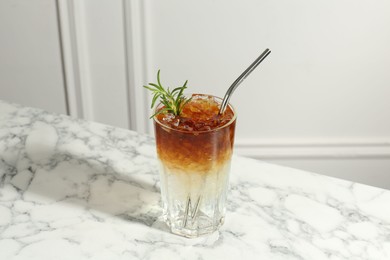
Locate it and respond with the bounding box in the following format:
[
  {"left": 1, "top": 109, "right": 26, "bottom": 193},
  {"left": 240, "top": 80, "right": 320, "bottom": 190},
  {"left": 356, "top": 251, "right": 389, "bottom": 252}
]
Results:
[{"left": 0, "top": 100, "right": 390, "bottom": 260}]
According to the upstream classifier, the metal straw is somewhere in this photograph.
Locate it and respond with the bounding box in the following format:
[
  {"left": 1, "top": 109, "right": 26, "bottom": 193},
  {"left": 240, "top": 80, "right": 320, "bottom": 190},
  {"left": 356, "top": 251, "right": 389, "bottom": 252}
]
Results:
[
  {"left": 219, "top": 48, "right": 271, "bottom": 114},
  {"left": 182, "top": 49, "right": 271, "bottom": 228},
  {"left": 182, "top": 195, "right": 202, "bottom": 228}
]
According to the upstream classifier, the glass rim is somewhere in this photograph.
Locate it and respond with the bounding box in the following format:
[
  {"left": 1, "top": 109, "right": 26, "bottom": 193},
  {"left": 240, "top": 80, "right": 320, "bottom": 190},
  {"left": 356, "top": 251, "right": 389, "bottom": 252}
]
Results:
[{"left": 153, "top": 93, "right": 237, "bottom": 134}]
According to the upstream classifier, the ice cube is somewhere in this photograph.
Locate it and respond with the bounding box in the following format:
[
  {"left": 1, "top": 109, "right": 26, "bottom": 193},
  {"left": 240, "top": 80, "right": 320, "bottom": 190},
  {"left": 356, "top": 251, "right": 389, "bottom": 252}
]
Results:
[
  {"left": 172, "top": 118, "right": 180, "bottom": 127},
  {"left": 163, "top": 113, "right": 175, "bottom": 122}
]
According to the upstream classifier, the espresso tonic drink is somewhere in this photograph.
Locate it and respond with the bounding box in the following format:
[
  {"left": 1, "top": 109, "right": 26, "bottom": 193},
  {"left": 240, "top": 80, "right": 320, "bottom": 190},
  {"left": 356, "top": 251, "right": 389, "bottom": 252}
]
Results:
[{"left": 154, "top": 94, "right": 236, "bottom": 238}]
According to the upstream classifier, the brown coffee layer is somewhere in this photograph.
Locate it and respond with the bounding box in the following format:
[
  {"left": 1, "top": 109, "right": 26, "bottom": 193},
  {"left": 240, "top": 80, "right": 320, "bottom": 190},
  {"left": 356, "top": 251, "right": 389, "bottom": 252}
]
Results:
[{"left": 154, "top": 120, "right": 236, "bottom": 173}]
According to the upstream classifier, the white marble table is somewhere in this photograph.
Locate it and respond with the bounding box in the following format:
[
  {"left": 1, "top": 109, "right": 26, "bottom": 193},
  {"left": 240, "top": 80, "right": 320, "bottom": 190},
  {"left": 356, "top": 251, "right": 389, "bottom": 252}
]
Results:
[{"left": 0, "top": 100, "right": 390, "bottom": 260}]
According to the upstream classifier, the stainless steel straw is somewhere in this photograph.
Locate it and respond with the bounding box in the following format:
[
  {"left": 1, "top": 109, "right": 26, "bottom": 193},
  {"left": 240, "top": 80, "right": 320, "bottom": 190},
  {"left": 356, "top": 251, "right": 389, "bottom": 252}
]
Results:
[
  {"left": 219, "top": 48, "right": 271, "bottom": 115},
  {"left": 183, "top": 48, "right": 271, "bottom": 228}
]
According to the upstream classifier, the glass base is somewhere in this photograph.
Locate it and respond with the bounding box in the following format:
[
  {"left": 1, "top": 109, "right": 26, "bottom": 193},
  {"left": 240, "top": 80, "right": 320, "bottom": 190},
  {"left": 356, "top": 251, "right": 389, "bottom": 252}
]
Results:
[{"left": 167, "top": 213, "right": 224, "bottom": 238}]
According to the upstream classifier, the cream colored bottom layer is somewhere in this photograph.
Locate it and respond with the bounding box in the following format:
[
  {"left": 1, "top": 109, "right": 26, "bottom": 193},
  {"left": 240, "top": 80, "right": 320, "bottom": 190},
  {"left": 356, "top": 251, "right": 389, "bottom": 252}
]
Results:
[{"left": 158, "top": 160, "right": 231, "bottom": 202}]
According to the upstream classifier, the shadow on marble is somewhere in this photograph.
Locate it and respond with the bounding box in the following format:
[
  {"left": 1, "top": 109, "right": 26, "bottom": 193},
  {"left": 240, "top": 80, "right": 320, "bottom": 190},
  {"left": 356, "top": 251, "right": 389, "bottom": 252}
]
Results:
[{"left": 11, "top": 149, "right": 168, "bottom": 232}]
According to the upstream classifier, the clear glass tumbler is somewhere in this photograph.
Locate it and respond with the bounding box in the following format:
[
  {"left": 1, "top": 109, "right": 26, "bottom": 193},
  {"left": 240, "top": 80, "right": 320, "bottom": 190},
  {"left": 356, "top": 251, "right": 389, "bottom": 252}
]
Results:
[{"left": 153, "top": 95, "right": 236, "bottom": 238}]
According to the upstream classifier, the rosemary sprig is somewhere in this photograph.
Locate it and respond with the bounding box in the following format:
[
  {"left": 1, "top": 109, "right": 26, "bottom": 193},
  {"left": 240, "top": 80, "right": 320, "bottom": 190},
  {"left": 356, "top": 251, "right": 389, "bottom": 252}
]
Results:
[{"left": 144, "top": 70, "right": 192, "bottom": 118}]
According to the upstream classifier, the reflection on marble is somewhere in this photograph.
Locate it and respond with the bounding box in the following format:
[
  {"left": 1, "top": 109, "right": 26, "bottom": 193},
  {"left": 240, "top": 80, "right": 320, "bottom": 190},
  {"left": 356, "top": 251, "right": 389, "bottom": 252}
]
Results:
[{"left": 0, "top": 100, "right": 390, "bottom": 259}]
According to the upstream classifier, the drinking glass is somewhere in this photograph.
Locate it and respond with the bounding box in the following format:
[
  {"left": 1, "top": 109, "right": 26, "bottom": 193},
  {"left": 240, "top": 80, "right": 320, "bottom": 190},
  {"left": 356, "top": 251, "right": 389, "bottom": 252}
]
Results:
[{"left": 154, "top": 95, "right": 236, "bottom": 238}]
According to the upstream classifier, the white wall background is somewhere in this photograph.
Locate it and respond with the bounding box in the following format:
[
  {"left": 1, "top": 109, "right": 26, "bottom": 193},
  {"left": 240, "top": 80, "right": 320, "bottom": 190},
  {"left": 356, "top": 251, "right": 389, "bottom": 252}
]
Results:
[
  {"left": 0, "top": 0, "right": 389, "bottom": 189},
  {"left": 0, "top": 0, "right": 67, "bottom": 114}
]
